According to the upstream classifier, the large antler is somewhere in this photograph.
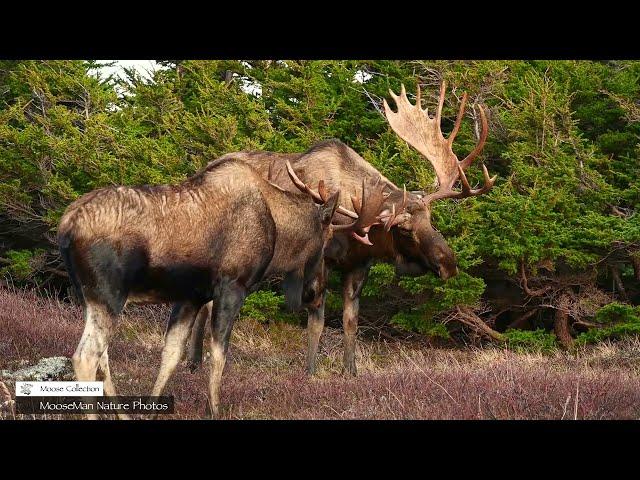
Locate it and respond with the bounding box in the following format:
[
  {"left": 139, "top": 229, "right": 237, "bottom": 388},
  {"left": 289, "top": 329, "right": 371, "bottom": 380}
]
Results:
[
  {"left": 378, "top": 184, "right": 408, "bottom": 232},
  {"left": 331, "top": 177, "right": 387, "bottom": 245},
  {"left": 383, "top": 81, "right": 496, "bottom": 205},
  {"left": 285, "top": 161, "right": 386, "bottom": 245}
]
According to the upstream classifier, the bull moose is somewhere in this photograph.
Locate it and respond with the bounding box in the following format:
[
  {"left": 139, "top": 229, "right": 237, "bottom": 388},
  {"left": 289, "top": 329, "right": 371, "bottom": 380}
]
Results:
[
  {"left": 185, "top": 82, "right": 496, "bottom": 376},
  {"left": 57, "top": 157, "right": 383, "bottom": 417}
]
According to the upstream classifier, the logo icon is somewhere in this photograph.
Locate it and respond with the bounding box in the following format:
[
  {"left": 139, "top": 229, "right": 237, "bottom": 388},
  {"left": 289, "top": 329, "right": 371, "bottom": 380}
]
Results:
[{"left": 19, "top": 383, "right": 33, "bottom": 396}]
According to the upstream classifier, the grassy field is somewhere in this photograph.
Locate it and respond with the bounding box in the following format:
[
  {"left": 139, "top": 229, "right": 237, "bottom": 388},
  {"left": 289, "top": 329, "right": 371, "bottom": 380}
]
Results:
[{"left": 2, "top": 286, "right": 640, "bottom": 420}]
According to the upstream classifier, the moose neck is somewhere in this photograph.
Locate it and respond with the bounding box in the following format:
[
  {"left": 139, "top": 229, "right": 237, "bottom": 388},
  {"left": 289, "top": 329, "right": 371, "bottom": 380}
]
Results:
[{"left": 262, "top": 190, "right": 320, "bottom": 277}]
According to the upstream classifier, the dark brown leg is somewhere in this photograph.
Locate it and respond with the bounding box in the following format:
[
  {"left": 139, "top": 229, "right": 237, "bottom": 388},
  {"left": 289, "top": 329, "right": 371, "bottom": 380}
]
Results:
[
  {"left": 306, "top": 290, "right": 326, "bottom": 375},
  {"left": 186, "top": 301, "right": 213, "bottom": 372},
  {"left": 341, "top": 267, "right": 369, "bottom": 376},
  {"left": 208, "top": 281, "right": 246, "bottom": 419},
  {"left": 152, "top": 302, "right": 201, "bottom": 397}
]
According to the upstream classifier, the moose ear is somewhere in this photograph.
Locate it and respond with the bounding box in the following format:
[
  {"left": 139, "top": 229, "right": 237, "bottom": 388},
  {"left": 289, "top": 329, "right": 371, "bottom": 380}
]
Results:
[{"left": 319, "top": 190, "right": 340, "bottom": 226}]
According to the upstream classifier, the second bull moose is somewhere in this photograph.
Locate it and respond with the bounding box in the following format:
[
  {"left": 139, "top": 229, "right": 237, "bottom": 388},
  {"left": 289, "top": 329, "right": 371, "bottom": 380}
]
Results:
[{"left": 186, "top": 81, "right": 496, "bottom": 376}]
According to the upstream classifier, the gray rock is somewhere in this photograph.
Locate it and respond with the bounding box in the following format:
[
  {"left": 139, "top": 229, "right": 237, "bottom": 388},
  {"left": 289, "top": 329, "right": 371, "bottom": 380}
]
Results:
[{"left": 1, "top": 356, "right": 74, "bottom": 382}]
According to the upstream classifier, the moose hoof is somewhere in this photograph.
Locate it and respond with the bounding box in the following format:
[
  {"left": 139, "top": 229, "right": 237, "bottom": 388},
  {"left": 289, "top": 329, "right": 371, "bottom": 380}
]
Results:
[
  {"left": 306, "top": 363, "right": 317, "bottom": 377},
  {"left": 204, "top": 402, "right": 220, "bottom": 420}
]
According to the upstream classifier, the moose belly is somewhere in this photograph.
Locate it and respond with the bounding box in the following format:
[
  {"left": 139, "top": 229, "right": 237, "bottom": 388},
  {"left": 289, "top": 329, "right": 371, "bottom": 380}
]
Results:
[{"left": 128, "top": 263, "right": 214, "bottom": 304}]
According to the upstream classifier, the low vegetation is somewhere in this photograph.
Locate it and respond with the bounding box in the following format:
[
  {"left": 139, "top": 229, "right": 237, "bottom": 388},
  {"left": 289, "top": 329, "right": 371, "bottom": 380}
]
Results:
[{"left": 2, "top": 286, "right": 640, "bottom": 420}]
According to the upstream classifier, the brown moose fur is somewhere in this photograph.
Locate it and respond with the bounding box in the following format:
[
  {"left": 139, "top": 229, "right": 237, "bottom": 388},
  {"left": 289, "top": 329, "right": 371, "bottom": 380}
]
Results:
[{"left": 58, "top": 157, "right": 339, "bottom": 417}]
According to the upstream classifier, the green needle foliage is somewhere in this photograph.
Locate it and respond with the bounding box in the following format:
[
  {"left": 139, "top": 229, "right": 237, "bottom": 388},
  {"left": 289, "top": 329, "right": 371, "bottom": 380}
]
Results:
[{"left": 1, "top": 60, "right": 638, "bottom": 347}]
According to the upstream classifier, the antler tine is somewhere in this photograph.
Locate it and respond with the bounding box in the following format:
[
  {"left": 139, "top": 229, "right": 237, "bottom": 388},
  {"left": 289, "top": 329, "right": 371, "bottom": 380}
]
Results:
[
  {"left": 459, "top": 103, "right": 489, "bottom": 170},
  {"left": 457, "top": 164, "right": 472, "bottom": 194},
  {"left": 286, "top": 160, "right": 360, "bottom": 220},
  {"left": 365, "top": 188, "right": 387, "bottom": 226},
  {"left": 285, "top": 161, "right": 323, "bottom": 204},
  {"left": 333, "top": 176, "right": 386, "bottom": 235},
  {"left": 448, "top": 92, "right": 468, "bottom": 146},
  {"left": 350, "top": 195, "right": 361, "bottom": 215},
  {"left": 435, "top": 80, "right": 447, "bottom": 127},
  {"left": 478, "top": 163, "right": 497, "bottom": 192},
  {"left": 427, "top": 161, "right": 495, "bottom": 203},
  {"left": 336, "top": 205, "right": 359, "bottom": 219},
  {"left": 380, "top": 184, "right": 410, "bottom": 231},
  {"left": 459, "top": 163, "right": 496, "bottom": 196},
  {"left": 383, "top": 203, "right": 396, "bottom": 231},
  {"left": 317, "top": 180, "right": 328, "bottom": 202}
]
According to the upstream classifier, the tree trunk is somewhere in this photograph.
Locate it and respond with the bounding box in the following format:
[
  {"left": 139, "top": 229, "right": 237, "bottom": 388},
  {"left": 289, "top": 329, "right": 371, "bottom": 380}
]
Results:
[
  {"left": 224, "top": 70, "right": 233, "bottom": 86},
  {"left": 611, "top": 265, "right": 628, "bottom": 300},
  {"left": 456, "top": 307, "right": 505, "bottom": 342},
  {"left": 632, "top": 256, "right": 640, "bottom": 281},
  {"left": 554, "top": 307, "right": 574, "bottom": 349}
]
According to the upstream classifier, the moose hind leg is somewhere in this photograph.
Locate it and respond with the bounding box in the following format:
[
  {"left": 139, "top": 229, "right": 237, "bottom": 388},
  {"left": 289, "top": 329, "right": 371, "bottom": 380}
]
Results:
[
  {"left": 186, "top": 301, "right": 213, "bottom": 373},
  {"left": 208, "top": 281, "right": 247, "bottom": 419},
  {"left": 306, "top": 290, "right": 326, "bottom": 375},
  {"left": 151, "top": 302, "right": 201, "bottom": 397},
  {"left": 341, "top": 267, "right": 369, "bottom": 376}
]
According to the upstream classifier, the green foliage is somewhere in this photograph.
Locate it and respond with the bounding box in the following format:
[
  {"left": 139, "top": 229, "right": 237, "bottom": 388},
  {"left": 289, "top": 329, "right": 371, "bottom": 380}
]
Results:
[
  {"left": 362, "top": 263, "right": 396, "bottom": 297},
  {"left": 503, "top": 329, "right": 558, "bottom": 354},
  {"left": 576, "top": 323, "right": 640, "bottom": 345},
  {"left": 399, "top": 271, "right": 486, "bottom": 316},
  {"left": 593, "top": 302, "right": 640, "bottom": 325},
  {"left": 1, "top": 249, "right": 45, "bottom": 280},
  {"left": 324, "top": 289, "right": 343, "bottom": 314},
  {"left": 239, "top": 290, "right": 298, "bottom": 324},
  {"left": 390, "top": 309, "right": 451, "bottom": 339},
  {"left": 576, "top": 303, "right": 640, "bottom": 345}
]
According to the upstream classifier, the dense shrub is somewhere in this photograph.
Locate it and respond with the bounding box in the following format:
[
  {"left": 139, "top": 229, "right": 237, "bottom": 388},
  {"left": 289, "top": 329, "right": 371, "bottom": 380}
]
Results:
[
  {"left": 239, "top": 290, "right": 298, "bottom": 324},
  {"left": 593, "top": 302, "right": 640, "bottom": 324},
  {"left": 576, "top": 303, "right": 640, "bottom": 345},
  {"left": 390, "top": 310, "right": 451, "bottom": 339},
  {"left": 503, "top": 329, "right": 559, "bottom": 354},
  {"left": 1, "top": 60, "right": 638, "bottom": 344}
]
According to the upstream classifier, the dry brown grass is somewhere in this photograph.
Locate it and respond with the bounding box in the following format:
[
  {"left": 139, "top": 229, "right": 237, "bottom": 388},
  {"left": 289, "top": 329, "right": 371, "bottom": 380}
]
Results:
[{"left": 2, "top": 286, "right": 640, "bottom": 420}]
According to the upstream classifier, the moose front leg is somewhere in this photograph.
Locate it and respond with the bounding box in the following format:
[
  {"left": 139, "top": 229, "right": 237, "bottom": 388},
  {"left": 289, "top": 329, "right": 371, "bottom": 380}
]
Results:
[
  {"left": 306, "top": 290, "right": 326, "bottom": 375},
  {"left": 186, "top": 301, "right": 213, "bottom": 372},
  {"left": 208, "top": 280, "right": 247, "bottom": 419},
  {"left": 341, "top": 266, "right": 370, "bottom": 376}
]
